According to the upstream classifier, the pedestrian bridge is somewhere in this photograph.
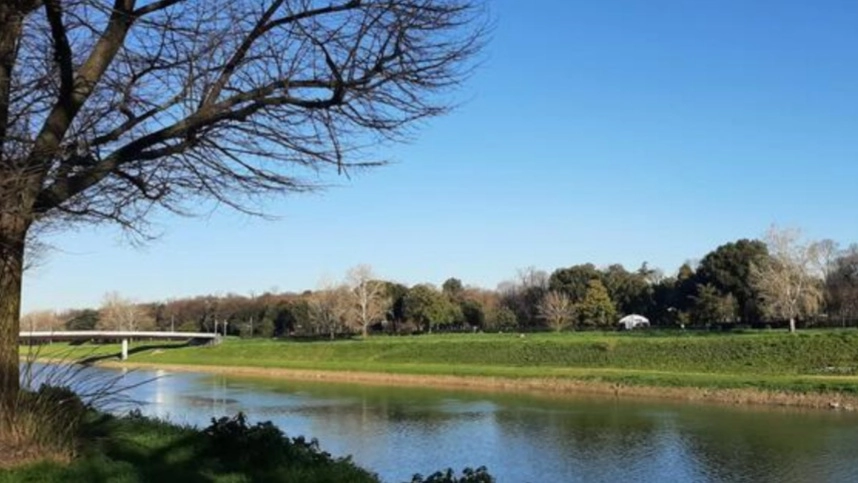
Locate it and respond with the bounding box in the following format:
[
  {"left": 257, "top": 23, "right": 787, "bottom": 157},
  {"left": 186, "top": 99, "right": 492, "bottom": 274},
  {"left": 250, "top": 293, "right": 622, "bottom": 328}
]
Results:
[{"left": 19, "top": 331, "right": 221, "bottom": 360}]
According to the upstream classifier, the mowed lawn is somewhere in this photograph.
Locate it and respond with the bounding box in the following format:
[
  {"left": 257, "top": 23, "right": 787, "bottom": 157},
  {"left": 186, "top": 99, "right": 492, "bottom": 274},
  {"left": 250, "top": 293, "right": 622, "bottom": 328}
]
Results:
[{"left": 25, "top": 330, "right": 858, "bottom": 394}]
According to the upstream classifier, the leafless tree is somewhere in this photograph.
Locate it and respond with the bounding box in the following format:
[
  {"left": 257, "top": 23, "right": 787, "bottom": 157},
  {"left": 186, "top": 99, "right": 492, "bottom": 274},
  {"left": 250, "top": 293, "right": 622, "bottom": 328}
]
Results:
[
  {"left": 346, "top": 264, "right": 389, "bottom": 338},
  {"left": 537, "top": 290, "right": 575, "bottom": 332},
  {"left": 97, "top": 291, "right": 155, "bottom": 331},
  {"left": 816, "top": 238, "right": 840, "bottom": 282},
  {"left": 308, "top": 282, "right": 353, "bottom": 340},
  {"left": 0, "top": 0, "right": 486, "bottom": 403},
  {"left": 751, "top": 226, "right": 824, "bottom": 333},
  {"left": 20, "top": 309, "right": 65, "bottom": 332},
  {"left": 517, "top": 266, "right": 549, "bottom": 291}
]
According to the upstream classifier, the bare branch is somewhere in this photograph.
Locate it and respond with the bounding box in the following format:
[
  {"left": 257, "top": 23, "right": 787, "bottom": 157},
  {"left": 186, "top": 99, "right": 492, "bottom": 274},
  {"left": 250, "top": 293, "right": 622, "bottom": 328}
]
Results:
[{"left": 43, "top": 0, "right": 74, "bottom": 104}]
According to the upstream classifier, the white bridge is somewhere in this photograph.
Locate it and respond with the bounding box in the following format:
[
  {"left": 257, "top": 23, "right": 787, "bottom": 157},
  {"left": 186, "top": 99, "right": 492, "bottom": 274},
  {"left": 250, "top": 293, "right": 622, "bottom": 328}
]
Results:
[{"left": 19, "top": 331, "right": 221, "bottom": 360}]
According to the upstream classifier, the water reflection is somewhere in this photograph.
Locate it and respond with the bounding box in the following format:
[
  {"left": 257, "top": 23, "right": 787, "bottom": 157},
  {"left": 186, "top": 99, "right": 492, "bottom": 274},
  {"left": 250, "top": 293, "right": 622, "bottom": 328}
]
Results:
[{"left": 32, "top": 364, "right": 858, "bottom": 483}]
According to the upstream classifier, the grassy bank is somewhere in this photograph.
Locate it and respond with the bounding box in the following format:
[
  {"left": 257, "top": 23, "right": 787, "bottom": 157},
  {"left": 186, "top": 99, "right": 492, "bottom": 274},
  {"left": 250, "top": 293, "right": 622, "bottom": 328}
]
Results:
[
  {"left": 26, "top": 330, "right": 858, "bottom": 404},
  {"left": 0, "top": 411, "right": 380, "bottom": 483}
]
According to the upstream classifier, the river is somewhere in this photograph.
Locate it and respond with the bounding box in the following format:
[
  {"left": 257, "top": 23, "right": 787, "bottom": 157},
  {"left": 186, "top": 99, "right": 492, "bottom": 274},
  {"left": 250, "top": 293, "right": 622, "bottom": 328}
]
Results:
[{"left": 30, "top": 364, "right": 858, "bottom": 482}]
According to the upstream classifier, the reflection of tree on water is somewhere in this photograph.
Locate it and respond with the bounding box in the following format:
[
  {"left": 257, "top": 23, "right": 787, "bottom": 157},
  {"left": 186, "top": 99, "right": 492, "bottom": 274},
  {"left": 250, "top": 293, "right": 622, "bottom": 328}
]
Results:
[
  {"left": 494, "top": 402, "right": 690, "bottom": 482},
  {"left": 679, "top": 409, "right": 858, "bottom": 483},
  {"left": 275, "top": 386, "right": 504, "bottom": 478},
  {"left": 83, "top": 366, "right": 858, "bottom": 483},
  {"left": 181, "top": 395, "right": 241, "bottom": 408}
]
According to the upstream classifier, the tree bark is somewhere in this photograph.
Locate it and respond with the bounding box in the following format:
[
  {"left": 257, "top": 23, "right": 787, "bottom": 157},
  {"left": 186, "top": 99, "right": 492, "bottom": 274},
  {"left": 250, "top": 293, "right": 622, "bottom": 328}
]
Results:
[
  {"left": 789, "top": 317, "right": 796, "bottom": 334},
  {"left": 0, "top": 216, "right": 27, "bottom": 411},
  {"left": 0, "top": 5, "right": 24, "bottom": 158}
]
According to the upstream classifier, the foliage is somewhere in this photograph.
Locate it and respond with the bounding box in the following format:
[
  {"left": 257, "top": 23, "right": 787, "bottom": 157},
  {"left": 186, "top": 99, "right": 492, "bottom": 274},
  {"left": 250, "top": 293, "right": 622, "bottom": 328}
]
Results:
[
  {"left": 442, "top": 278, "right": 465, "bottom": 301},
  {"left": 576, "top": 279, "right": 617, "bottom": 328},
  {"left": 549, "top": 264, "right": 601, "bottom": 302},
  {"left": 2, "top": 411, "right": 379, "bottom": 482},
  {"left": 404, "top": 285, "right": 460, "bottom": 332},
  {"left": 20, "top": 231, "right": 857, "bottom": 338},
  {"left": 63, "top": 310, "right": 99, "bottom": 331},
  {"left": 601, "top": 264, "right": 653, "bottom": 316},
  {"left": 1, "top": 407, "right": 498, "bottom": 482},
  {"left": 411, "top": 466, "right": 494, "bottom": 483},
  {"left": 460, "top": 299, "right": 486, "bottom": 328},
  {"left": 256, "top": 317, "right": 276, "bottom": 339},
  {"left": 497, "top": 268, "right": 549, "bottom": 329},
  {"left": 384, "top": 282, "right": 411, "bottom": 328},
  {"left": 691, "top": 284, "right": 738, "bottom": 327},
  {"left": 696, "top": 239, "right": 769, "bottom": 323},
  {"left": 826, "top": 245, "right": 858, "bottom": 322},
  {"left": 203, "top": 413, "right": 337, "bottom": 472},
  {"left": 486, "top": 306, "right": 518, "bottom": 331}
]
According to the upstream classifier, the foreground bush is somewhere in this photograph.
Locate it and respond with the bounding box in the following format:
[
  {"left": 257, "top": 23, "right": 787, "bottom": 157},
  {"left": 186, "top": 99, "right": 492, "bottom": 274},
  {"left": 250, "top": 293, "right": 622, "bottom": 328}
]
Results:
[
  {"left": 410, "top": 466, "right": 494, "bottom": 483},
  {"left": 0, "top": 385, "right": 88, "bottom": 468}
]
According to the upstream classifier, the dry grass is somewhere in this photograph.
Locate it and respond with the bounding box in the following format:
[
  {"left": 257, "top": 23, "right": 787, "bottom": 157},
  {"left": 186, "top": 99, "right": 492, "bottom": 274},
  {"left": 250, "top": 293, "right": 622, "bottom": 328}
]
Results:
[
  {"left": 0, "top": 400, "right": 77, "bottom": 469},
  {"left": 1, "top": 346, "right": 156, "bottom": 470}
]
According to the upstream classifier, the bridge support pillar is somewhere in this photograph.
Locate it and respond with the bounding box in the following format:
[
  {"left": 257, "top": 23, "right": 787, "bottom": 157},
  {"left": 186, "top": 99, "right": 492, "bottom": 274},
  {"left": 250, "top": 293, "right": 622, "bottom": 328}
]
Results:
[{"left": 121, "top": 338, "right": 129, "bottom": 360}]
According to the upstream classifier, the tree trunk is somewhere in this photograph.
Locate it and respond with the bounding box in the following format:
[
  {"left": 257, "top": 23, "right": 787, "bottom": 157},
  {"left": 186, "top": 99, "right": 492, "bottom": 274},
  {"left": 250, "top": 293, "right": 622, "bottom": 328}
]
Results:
[
  {"left": 0, "top": 218, "right": 27, "bottom": 412},
  {"left": 789, "top": 317, "right": 796, "bottom": 333}
]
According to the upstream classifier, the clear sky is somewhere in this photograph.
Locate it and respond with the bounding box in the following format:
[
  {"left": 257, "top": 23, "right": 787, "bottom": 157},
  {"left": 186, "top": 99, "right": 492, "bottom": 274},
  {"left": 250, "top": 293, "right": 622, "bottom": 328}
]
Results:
[{"left": 23, "top": 0, "right": 858, "bottom": 312}]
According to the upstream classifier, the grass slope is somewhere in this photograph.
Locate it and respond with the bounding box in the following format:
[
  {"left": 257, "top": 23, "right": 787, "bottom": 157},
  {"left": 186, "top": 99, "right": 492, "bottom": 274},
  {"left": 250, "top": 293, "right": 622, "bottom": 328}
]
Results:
[{"left": 27, "top": 330, "right": 858, "bottom": 394}]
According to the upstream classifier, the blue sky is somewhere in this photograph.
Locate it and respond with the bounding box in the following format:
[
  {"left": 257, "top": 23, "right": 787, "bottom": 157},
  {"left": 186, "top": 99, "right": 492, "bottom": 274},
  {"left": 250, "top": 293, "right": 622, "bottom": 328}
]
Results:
[{"left": 23, "top": 0, "right": 858, "bottom": 312}]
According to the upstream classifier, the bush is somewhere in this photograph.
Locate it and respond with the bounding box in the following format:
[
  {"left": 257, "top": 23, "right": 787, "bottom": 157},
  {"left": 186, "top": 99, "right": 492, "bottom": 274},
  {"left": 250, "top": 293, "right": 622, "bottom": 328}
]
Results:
[
  {"left": 1, "top": 385, "right": 89, "bottom": 467},
  {"left": 410, "top": 466, "right": 495, "bottom": 483},
  {"left": 201, "top": 413, "right": 494, "bottom": 482},
  {"left": 201, "top": 412, "right": 365, "bottom": 477},
  {"left": 203, "top": 413, "right": 289, "bottom": 470}
]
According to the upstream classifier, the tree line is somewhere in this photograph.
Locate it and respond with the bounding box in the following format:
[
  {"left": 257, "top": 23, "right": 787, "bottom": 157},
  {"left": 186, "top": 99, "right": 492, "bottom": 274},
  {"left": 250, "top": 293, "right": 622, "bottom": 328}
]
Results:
[{"left": 23, "top": 227, "right": 858, "bottom": 337}]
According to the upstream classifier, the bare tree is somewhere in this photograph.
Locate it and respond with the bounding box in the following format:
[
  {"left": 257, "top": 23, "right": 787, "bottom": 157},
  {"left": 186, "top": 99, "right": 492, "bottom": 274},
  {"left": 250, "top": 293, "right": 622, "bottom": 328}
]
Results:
[
  {"left": 307, "top": 283, "right": 353, "bottom": 340},
  {"left": 0, "top": 1, "right": 485, "bottom": 402},
  {"left": 20, "top": 309, "right": 65, "bottom": 332},
  {"left": 517, "top": 266, "right": 549, "bottom": 291},
  {"left": 537, "top": 290, "right": 575, "bottom": 332},
  {"left": 816, "top": 238, "right": 840, "bottom": 282},
  {"left": 751, "top": 226, "right": 824, "bottom": 333},
  {"left": 98, "top": 292, "right": 155, "bottom": 331},
  {"left": 346, "top": 264, "right": 389, "bottom": 338}
]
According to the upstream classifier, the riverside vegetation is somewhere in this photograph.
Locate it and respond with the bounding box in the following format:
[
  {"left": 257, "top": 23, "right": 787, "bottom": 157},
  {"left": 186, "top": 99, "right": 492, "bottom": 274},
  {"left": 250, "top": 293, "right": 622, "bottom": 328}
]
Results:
[
  {"left": 29, "top": 330, "right": 858, "bottom": 403},
  {"left": 0, "top": 385, "right": 494, "bottom": 483}
]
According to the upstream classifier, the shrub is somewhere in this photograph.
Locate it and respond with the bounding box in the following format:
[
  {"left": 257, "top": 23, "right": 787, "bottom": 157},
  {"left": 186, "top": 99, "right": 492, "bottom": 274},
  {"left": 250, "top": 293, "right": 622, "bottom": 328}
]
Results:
[
  {"left": 410, "top": 466, "right": 495, "bottom": 483},
  {"left": 0, "top": 385, "right": 89, "bottom": 467},
  {"left": 202, "top": 412, "right": 364, "bottom": 476},
  {"left": 203, "top": 413, "right": 289, "bottom": 471}
]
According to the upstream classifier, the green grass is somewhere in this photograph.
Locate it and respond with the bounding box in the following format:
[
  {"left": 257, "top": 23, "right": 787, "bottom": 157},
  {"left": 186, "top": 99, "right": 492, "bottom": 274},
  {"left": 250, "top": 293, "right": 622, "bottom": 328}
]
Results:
[
  {"left": 25, "top": 330, "right": 858, "bottom": 394},
  {"left": 0, "top": 412, "right": 379, "bottom": 483}
]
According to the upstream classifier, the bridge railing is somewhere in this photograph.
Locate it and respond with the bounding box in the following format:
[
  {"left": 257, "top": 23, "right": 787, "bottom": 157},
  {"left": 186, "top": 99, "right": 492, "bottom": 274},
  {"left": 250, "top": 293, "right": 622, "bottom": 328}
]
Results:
[{"left": 19, "top": 331, "right": 221, "bottom": 360}]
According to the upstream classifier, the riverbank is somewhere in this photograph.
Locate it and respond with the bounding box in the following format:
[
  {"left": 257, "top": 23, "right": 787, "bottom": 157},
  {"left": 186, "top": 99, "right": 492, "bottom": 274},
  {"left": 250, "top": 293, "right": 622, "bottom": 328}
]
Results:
[
  {"left": 26, "top": 330, "right": 858, "bottom": 410},
  {"left": 0, "top": 411, "right": 380, "bottom": 482}
]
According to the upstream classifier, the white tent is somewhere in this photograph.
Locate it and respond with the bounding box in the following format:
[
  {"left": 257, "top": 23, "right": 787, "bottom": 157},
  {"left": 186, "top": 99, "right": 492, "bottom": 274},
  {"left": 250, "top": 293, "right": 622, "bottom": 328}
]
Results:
[{"left": 618, "top": 314, "right": 650, "bottom": 330}]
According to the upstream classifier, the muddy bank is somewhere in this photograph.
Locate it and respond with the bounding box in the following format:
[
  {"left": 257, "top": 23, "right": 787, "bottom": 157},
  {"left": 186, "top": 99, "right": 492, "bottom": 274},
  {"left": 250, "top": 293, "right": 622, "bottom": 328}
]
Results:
[{"left": 90, "top": 360, "right": 858, "bottom": 412}]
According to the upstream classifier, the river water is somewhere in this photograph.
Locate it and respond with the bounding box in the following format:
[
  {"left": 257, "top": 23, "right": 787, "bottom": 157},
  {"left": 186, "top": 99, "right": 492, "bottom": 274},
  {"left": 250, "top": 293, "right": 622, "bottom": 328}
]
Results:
[{"left": 33, "top": 364, "right": 858, "bottom": 483}]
